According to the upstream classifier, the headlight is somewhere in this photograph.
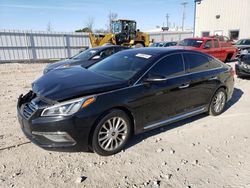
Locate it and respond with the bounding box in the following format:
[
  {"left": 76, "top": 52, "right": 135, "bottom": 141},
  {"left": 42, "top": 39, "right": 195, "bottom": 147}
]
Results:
[{"left": 41, "top": 96, "right": 96, "bottom": 117}]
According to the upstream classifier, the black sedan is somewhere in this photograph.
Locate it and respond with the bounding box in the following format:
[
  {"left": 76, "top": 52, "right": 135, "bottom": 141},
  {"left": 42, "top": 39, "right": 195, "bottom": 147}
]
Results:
[
  {"left": 235, "top": 54, "right": 250, "bottom": 77},
  {"left": 43, "top": 45, "right": 129, "bottom": 74},
  {"left": 17, "top": 48, "right": 234, "bottom": 156}
]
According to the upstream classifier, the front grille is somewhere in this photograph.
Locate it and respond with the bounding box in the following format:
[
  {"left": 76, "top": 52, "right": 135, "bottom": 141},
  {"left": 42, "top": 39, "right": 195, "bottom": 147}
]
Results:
[{"left": 23, "top": 101, "right": 38, "bottom": 119}]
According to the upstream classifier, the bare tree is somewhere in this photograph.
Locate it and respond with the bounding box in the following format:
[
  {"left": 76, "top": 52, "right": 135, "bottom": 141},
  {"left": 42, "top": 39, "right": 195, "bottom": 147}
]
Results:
[
  {"left": 107, "top": 11, "right": 118, "bottom": 32},
  {"left": 85, "top": 16, "right": 95, "bottom": 32},
  {"left": 47, "top": 21, "right": 53, "bottom": 32}
]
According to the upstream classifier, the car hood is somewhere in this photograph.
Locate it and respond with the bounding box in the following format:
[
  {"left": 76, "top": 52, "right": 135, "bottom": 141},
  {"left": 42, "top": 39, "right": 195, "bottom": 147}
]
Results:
[
  {"left": 44, "top": 58, "right": 97, "bottom": 74},
  {"left": 33, "top": 66, "right": 128, "bottom": 101}
]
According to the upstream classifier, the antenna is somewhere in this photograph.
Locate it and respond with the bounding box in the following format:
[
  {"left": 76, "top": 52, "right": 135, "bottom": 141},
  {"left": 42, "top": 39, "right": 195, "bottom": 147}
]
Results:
[{"left": 181, "top": 1, "right": 188, "bottom": 31}]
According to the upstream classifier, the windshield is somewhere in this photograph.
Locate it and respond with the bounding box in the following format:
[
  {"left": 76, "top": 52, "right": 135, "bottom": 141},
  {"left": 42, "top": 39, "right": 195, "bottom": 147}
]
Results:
[
  {"left": 72, "top": 49, "right": 98, "bottom": 60},
  {"left": 112, "top": 21, "right": 122, "bottom": 33},
  {"left": 179, "top": 39, "right": 204, "bottom": 48},
  {"left": 236, "top": 39, "right": 250, "bottom": 45},
  {"left": 88, "top": 52, "right": 153, "bottom": 80}
]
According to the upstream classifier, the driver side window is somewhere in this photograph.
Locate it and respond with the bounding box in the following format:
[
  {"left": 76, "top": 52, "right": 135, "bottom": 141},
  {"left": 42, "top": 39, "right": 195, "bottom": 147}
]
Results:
[{"left": 149, "top": 54, "right": 185, "bottom": 78}]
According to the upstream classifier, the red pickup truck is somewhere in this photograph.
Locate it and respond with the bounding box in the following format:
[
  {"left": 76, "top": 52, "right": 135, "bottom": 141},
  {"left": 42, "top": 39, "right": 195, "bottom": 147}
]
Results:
[{"left": 177, "top": 37, "right": 237, "bottom": 62}]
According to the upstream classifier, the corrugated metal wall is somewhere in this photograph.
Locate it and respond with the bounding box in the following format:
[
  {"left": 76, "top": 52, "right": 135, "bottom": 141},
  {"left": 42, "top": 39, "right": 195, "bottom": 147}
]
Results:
[
  {"left": 0, "top": 30, "right": 90, "bottom": 62},
  {"left": 195, "top": 0, "right": 250, "bottom": 38},
  {"left": 0, "top": 30, "right": 193, "bottom": 62},
  {"left": 149, "top": 31, "right": 193, "bottom": 42}
]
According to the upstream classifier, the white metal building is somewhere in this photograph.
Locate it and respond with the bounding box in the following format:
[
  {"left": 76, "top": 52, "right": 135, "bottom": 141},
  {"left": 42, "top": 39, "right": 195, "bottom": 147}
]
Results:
[{"left": 194, "top": 0, "right": 250, "bottom": 40}]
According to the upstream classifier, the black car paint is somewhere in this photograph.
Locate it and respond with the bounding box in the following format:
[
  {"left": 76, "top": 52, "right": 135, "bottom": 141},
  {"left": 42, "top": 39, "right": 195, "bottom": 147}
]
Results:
[
  {"left": 236, "top": 54, "right": 250, "bottom": 77},
  {"left": 17, "top": 48, "right": 234, "bottom": 152},
  {"left": 33, "top": 66, "right": 128, "bottom": 101}
]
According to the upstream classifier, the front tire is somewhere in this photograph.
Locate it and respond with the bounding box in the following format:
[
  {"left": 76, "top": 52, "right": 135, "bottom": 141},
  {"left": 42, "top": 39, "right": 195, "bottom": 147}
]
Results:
[
  {"left": 209, "top": 88, "right": 227, "bottom": 116},
  {"left": 92, "top": 110, "right": 132, "bottom": 156}
]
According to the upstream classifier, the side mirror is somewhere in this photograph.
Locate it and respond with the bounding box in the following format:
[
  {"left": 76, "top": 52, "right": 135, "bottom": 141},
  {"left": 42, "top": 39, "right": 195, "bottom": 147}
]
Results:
[
  {"left": 92, "top": 55, "right": 101, "bottom": 60},
  {"left": 143, "top": 75, "right": 167, "bottom": 84}
]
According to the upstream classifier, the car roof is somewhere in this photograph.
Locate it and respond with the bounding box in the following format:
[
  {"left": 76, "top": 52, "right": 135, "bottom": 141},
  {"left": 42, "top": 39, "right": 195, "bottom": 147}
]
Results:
[
  {"left": 90, "top": 45, "right": 129, "bottom": 51},
  {"left": 120, "top": 47, "right": 208, "bottom": 57}
]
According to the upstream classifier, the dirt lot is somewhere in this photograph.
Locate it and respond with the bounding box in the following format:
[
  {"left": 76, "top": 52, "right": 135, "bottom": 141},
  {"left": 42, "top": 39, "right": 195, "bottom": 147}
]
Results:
[{"left": 0, "top": 62, "right": 250, "bottom": 188}]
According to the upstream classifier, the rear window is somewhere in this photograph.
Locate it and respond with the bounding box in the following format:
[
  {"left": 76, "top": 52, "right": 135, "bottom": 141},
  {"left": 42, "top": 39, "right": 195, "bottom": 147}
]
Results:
[
  {"left": 179, "top": 39, "right": 203, "bottom": 48},
  {"left": 209, "top": 57, "right": 222, "bottom": 69},
  {"left": 183, "top": 53, "right": 210, "bottom": 72}
]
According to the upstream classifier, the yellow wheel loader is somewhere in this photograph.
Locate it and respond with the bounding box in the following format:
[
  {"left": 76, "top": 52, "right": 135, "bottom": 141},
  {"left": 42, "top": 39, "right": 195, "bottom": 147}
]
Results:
[{"left": 89, "top": 19, "right": 150, "bottom": 47}]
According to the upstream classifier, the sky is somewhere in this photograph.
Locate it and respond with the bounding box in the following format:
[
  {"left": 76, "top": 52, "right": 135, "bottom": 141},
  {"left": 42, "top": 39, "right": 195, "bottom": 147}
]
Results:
[{"left": 0, "top": 0, "right": 195, "bottom": 32}]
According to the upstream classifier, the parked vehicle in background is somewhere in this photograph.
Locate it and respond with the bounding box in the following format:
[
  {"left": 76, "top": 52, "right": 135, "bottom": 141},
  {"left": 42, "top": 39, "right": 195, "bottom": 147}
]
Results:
[
  {"left": 150, "top": 42, "right": 164, "bottom": 47},
  {"left": 234, "top": 39, "right": 250, "bottom": 59},
  {"left": 210, "top": 35, "right": 233, "bottom": 46},
  {"left": 150, "top": 41, "right": 177, "bottom": 47},
  {"left": 17, "top": 48, "right": 234, "bottom": 156},
  {"left": 235, "top": 54, "right": 250, "bottom": 77},
  {"left": 162, "top": 42, "right": 177, "bottom": 47},
  {"left": 177, "top": 37, "right": 238, "bottom": 62},
  {"left": 43, "top": 45, "right": 129, "bottom": 74}
]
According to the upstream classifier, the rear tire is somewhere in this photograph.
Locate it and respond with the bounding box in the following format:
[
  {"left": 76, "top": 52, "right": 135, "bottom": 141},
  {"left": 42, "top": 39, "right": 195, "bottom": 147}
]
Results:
[
  {"left": 91, "top": 110, "right": 132, "bottom": 156},
  {"left": 225, "top": 54, "right": 233, "bottom": 62},
  {"left": 209, "top": 88, "right": 227, "bottom": 116}
]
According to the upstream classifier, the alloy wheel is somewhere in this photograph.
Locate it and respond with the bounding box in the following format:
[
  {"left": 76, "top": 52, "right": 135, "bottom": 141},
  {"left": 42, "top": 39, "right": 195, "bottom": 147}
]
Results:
[
  {"left": 212, "top": 91, "right": 226, "bottom": 113},
  {"left": 98, "top": 117, "right": 128, "bottom": 151}
]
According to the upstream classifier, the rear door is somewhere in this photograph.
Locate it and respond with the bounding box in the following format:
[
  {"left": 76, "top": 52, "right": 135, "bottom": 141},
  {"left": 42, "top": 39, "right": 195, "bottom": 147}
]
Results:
[{"left": 183, "top": 52, "right": 221, "bottom": 110}]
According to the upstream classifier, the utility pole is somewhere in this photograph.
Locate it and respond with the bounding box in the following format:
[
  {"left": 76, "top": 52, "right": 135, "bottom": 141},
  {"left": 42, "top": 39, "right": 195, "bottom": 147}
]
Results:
[
  {"left": 181, "top": 1, "right": 188, "bottom": 31},
  {"left": 166, "top": 13, "right": 170, "bottom": 28},
  {"left": 193, "top": 0, "right": 203, "bottom": 36}
]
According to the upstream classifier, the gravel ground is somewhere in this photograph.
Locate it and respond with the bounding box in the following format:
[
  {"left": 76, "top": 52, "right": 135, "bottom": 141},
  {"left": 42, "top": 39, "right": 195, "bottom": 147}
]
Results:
[{"left": 0, "top": 62, "right": 250, "bottom": 188}]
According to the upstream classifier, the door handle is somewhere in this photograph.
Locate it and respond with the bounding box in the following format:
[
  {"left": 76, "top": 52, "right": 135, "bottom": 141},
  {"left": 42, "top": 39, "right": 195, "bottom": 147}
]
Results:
[
  {"left": 208, "top": 76, "right": 218, "bottom": 81},
  {"left": 179, "top": 83, "right": 190, "bottom": 89}
]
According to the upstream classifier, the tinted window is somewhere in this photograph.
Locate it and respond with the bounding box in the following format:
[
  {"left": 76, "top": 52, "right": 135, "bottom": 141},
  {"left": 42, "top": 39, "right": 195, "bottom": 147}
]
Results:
[
  {"left": 114, "top": 47, "right": 128, "bottom": 53},
  {"left": 214, "top": 40, "right": 219, "bottom": 48},
  {"left": 179, "top": 39, "right": 203, "bottom": 48},
  {"left": 236, "top": 39, "right": 250, "bottom": 45},
  {"left": 97, "top": 48, "right": 114, "bottom": 58},
  {"left": 209, "top": 57, "right": 222, "bottom": 69},
  {"left": 204, "top": 40, "right": 212, "bottom": 48},
  {"left": 149, "top": 54, "right": 184, "bottom": 77},
  {"left": 72, "top": 48, "right": 98, "bottom": 60},
  {"left": 88, "top": 52, "right": 154, "bottom": 80},
  {"left": 184, "top": 53, "right": 210, "bottom": 72}
]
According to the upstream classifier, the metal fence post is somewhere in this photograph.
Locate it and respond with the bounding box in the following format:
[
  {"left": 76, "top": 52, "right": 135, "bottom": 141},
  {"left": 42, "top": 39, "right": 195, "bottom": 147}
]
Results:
[
  {"left": 29, "top": 33, "right": 37, "bottom": 60},
  {"left": 65, "top": 35, "right": 71, "bottom": 58},
  {"left": 24, "top": 31, "right": 31, "bottom": 62}
]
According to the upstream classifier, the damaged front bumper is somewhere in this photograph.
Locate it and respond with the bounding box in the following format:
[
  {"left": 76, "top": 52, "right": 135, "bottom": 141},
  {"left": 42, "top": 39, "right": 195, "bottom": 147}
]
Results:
[{"left": 17, "top": 91, "right": 91, "bottom": 152}]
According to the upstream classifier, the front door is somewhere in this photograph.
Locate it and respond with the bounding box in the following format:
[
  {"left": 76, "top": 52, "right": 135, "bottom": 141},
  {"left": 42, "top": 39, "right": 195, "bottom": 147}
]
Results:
[{"left": 134, "top": 54, "right": 190, "bottom": 129}]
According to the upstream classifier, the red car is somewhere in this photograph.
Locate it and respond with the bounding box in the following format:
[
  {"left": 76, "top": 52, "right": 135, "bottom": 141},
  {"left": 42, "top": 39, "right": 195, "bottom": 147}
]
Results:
[{"left": 177, "top": 37, "right": 237, "bottom": 62}]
